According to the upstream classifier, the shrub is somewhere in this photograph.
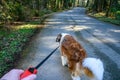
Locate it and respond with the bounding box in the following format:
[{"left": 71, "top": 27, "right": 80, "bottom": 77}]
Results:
[
  {"left": 116, "top": 11, "right": 120, "bottom": 20},
  {"left": 39, "top": 9, "right": 52, "bottom": 16}
]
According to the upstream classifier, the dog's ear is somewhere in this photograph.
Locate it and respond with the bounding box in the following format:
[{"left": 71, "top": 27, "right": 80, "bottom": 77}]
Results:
[{"left": 56, "top": 33, "right": 62, "bottom": 42}]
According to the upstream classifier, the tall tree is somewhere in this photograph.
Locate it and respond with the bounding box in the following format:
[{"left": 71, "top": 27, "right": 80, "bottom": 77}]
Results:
[
  {"left": 106, "top": 0, "right": 119, "bottom": 17},
  {"left": 92, "top": 0, "right": 108, "bottom": 12},
  {"left": 86, "top": 0, "right": 90, "bottom": 7}
]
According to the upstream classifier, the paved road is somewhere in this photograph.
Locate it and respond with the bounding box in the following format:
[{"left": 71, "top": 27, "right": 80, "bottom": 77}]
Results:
[{"left": 16, "top": 7, "right": 120, "bottom": 80}]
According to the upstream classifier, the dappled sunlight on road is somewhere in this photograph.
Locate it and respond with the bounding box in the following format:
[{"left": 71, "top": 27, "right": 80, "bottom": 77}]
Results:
[
  {"left": 73, "top": 25, "right": 91, "bottom": 31},
  {"left": 109, "top": 29, "right": 120, "bottom": 33}
]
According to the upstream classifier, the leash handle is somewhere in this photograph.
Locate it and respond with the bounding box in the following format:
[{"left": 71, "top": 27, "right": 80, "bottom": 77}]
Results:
[{"left": 20, "top": 67, "right": 37, "bottom": 80}]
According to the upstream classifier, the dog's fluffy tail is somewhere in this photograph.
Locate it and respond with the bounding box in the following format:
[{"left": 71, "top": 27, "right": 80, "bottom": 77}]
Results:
[{"left": 82, "top": 58, "right": 104, "bottom": 80}]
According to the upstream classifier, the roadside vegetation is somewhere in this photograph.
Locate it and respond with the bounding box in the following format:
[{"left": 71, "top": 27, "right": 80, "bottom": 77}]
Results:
[
  {"left": 84, "top": 0, "right": 120, "bottom": 25},
  {"left": 0, "top": 21, "right": 42, "bottom": 76},
  {"left": 0, "top": 0, "right": 80, "bottom": 77},
  {"left": 88, "top": 12, "right": 120, "bottom": 25}
]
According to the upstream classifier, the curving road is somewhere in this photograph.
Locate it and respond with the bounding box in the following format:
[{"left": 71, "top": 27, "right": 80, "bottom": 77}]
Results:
[{"left": 16, "top": 7, "right": 120, "bottom": 80}]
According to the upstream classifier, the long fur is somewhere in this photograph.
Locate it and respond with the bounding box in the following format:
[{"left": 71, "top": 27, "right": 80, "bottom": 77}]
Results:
[
  {"left": 83, "top": 58, "right": 104, "bottom": 80},
  {"left": 56, "top": 33, "right": 104, "bottom": 80}
]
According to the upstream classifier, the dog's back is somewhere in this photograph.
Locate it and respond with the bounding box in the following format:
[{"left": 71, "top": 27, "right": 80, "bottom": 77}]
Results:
[{"left": 61, "top": 35, "right": 87, "bottom": 62}]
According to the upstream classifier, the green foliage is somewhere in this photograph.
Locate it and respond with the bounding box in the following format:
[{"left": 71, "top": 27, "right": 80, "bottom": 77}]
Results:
[
  {"left": 86, "top": 0, "right": 120, "bottom": 25},
  {"left": 0, "top": 1, "right": 24, "bottom": 22},
  {"left": 7, "top": 2, "right": 34, "bottom": 21},
  {"left": 0, "top": 0, "right": 78, "bottom": 24},
  {"left": 39, "top": 9, "right": 52, "bottom": 16},
  {"left": 116, "top": 11, "right": 120, "bottom": 20},
  {"left": 0, "top": 2, "right": 12, "bottom": 22},
  {"left": 0, "top": 1, "right": 36, "bottom": 23},
  {"left": 88, "top": 12, "right": 120, "bottom": 25}
]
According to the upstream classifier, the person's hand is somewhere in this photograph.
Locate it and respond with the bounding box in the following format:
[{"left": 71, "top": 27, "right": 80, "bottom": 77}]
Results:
[
  {"left": 21, "top": 73, "right": 36, "bottom": 80},
  {"left": 0, "top": 69, "right": 36, "bottom": 80}
]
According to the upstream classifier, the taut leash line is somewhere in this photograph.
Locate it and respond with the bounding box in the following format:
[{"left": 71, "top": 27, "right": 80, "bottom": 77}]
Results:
[{"left": 35, "top": 46, "right": 59, "bottom": 69}]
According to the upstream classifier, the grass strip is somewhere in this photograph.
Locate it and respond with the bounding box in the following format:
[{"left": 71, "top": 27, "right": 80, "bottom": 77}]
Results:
[{"left": 88, "top": 12, "right": 120, "bottom": 26}]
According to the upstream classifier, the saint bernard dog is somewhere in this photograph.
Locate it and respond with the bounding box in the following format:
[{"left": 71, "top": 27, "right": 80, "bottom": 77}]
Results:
[{"left": 56, "top": 33, "right": 104, "bottom": 80}]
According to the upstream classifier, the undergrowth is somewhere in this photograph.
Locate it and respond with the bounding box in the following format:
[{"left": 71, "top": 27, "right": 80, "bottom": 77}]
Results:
[
  {"left": 0, "top": 20, "right": 42, "bottom": 77},
  {"left": 88, "top": 12, "right": 120, "bottom": 26}
]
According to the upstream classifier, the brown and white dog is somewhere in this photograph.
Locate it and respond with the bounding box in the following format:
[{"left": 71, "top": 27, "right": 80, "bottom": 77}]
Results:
[{"left": 56, "top": 33, "right": 104, "bottom": 80}]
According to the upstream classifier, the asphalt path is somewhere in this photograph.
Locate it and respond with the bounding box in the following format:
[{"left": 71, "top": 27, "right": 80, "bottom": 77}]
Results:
[{"left": 16, "top": 7, "right": 120, "bottom": 80}]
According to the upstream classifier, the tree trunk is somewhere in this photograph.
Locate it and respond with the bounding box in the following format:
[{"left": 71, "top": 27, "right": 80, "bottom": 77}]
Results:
[
  {"left": 86, "top": 0, "right": 89, "bottom": 7},
  {"left": 41, "top": 0, "right": 48, "bottom": 9},
  {"left": 92, "top": 0, "right": 98, "bottom": 12},
  {"left": 106, "top": 0, "right": 113, "bottom": 17}
]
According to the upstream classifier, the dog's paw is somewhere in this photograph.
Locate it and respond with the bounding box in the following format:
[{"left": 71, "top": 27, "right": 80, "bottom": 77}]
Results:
[{"left": 71, "top": 76, "right": 81, "bottom": 80}]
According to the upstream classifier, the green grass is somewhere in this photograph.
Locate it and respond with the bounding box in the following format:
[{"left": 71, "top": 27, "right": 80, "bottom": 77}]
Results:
[
  {"left": 0, "top": 21, "right": 42, "bottom": 77},
  {"left": 98, "top": 17, "right": 120, "bottom": 25},
  {"left": 88, "top": 12, "right": 120, "bottom": 26}
]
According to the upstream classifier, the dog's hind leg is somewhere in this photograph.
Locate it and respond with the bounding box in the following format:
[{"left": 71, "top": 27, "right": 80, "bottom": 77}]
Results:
[
  {"left": 71, "top": 63, "right": 81, "bottom": 80},
  {"left": 61, "top": 55, "right": 68, "bottom": 66},
  {"left": 71, "top": 74, "right": 81, "bottom": 80},
  {"left": 60, "top": 46, "right": 68, "bottom": 66},
  {"left": 71, "top": 76, "right": 81, "bottom": 80}
]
